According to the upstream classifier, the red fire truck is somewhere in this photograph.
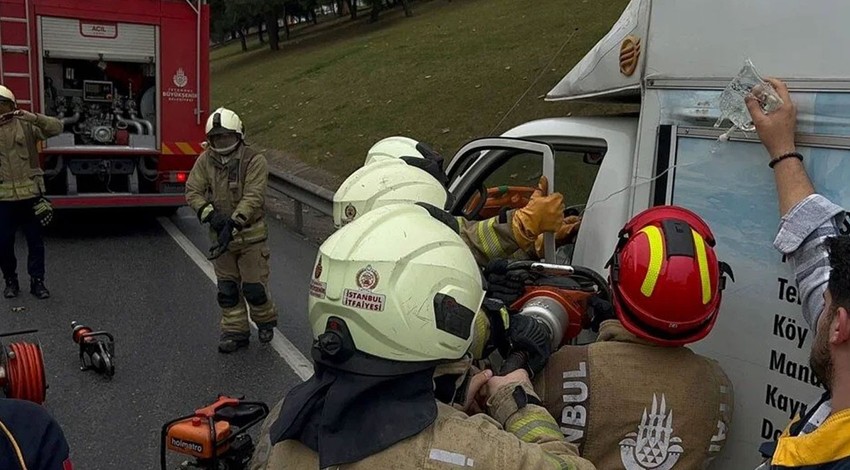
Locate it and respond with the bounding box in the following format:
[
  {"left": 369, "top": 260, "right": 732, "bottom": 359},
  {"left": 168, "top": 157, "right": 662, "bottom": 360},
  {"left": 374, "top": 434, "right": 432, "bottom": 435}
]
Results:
[{"left": 0, "top": 0, "right": 210, "bottom": 209}]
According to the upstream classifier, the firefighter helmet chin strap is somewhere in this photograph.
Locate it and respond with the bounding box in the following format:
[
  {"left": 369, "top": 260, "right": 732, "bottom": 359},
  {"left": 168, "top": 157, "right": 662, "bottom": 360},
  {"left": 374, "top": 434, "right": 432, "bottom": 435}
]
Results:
[{"left": 604, "top": 226, "right": 631, "bottom": 284}]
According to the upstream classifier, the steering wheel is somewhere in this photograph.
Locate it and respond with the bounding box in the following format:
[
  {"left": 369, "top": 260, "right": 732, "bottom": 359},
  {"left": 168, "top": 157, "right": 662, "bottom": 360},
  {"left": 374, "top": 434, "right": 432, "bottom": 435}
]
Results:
[
  {"left": 462, "top": 183, "right": 489, "bottom": 220},
  {"left": 564, "top": 204, "right": 586, "bottom": 218},
  {"left": 463, "top": 184, "right": 536, "bottom": 220}
]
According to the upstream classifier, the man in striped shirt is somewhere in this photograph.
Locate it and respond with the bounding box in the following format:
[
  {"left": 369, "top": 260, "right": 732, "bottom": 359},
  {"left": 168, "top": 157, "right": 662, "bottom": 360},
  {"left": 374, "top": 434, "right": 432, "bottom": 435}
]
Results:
[{"left": 750, "top": 79, "right": 850, "bottom": 468}]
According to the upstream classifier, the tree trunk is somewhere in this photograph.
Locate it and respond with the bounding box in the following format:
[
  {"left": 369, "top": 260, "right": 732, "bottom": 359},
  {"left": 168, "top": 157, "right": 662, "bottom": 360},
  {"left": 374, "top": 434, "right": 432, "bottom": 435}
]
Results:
[
  {"left": 267, "top": 13, "right": 281, "bottom": 50},
  {"left": 369, "top": 2, "right": 380, "bottom": 22},
  {"left": 283, "top": 9, "right": 291, "bottom": 40},
  {"left": 311, "top": 10, "right": 318, "bottom": 24},
  {"left": 336, "top": 0, "right": 345, "bottom": 16},
  {"left": 237, "top": 29, "right": 248, "bottom": 51},
  {"left": 400, "top": 0, "right": 412, "bottom": 16},
  {"left": 230, "top": 30, "right": 237, "bottom": 40},
  {"left": 257, "top": 19, "right": 265, "bottom": 43},
  {"left": 347, "top": 0, "right": 357, "bottom": 19}
]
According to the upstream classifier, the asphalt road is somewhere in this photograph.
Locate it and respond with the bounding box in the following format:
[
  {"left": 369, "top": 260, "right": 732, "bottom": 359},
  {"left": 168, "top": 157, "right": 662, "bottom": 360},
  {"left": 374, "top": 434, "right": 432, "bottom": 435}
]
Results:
[{"left": 0, "top": 207, "right": 319, "bottom": 469}]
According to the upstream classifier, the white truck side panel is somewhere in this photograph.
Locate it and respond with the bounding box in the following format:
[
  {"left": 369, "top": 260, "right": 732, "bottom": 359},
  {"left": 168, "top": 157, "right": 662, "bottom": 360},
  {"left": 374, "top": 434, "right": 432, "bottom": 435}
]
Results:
[
  {"left": 547, "top": 0, "right": 647, "bottom": 101},
  {"left": 41, "top": 17, "right": 156, "bottom": 62},
  {"left": 550, "top": 0, "right": 850, "bottom": 103},
  {"left": 631, "top": 87, "right": 850, "bottom": 468},
  {"left": 646, "top": 0, "right": 850, "bottom": 82}
]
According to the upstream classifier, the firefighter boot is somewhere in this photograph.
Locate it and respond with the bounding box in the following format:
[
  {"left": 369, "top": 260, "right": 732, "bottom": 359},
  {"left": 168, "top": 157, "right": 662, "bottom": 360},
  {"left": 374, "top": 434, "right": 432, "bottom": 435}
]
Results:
[
  {"left": 30, "top": 278, "right": 49, "bottom": 300},
  {"left": 4, "top": 278, "right": 19, "bottom": 298},
  {"left": 258, "top": 324, "right": 274, "bottom": 343},
  {"left": 218, "top": 332, "right": 249, "bottom": 354}
]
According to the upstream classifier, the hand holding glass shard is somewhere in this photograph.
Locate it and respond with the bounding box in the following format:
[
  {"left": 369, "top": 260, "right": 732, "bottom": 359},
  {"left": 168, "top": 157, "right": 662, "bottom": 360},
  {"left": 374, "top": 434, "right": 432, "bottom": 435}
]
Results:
[{"left": 715, "top": 58, "right": 783, "bottom": 132}]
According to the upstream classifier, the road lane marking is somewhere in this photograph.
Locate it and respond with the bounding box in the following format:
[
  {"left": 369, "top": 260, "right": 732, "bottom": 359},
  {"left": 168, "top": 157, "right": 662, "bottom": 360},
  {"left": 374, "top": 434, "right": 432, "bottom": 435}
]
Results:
[{"left": 158, "top": 216, "right": 314, "bottom": 381}]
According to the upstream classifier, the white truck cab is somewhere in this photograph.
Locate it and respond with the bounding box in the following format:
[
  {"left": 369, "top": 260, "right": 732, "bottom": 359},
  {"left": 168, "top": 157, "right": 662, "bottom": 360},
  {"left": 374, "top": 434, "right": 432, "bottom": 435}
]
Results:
[{"left": 445, "top": 0, "right": 850, "bottom": 467}]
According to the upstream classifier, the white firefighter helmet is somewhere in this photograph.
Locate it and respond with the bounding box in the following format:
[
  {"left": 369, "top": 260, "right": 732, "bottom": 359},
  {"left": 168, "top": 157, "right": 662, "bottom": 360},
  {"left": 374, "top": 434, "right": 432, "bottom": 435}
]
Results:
[
  {"left": 364, "top": 136, "right": 444, "bottom": 168},
  {"left": 309, "top": 203, "right": 484, "bottom": 374},
  {"left": 205, "top": 107, "right": 244, "bottom": 154},
  {"left": 0, "top": 85, "right": 16, "bottom": 104},
  {"left": 332, "top": 158, "right": 448, "bottom": 228},
  {"left": 365, "top": 136, "right": 420, "bottom": 165}
]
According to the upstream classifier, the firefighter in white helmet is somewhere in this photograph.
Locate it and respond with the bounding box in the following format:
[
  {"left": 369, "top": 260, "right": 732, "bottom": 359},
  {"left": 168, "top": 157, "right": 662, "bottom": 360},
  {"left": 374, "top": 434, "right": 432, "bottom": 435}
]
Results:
[
  {"left": 364, "top": 135, "right": 445, "bottom": 168},
  {"left": 185, "top": 107, "right": 278, "bottom": 353},
  {"left": 364, "top": 135, "right": 448, "bottom": 187},
  {"left": 0, "top": 85, "right": 62, "bottom": 300},
  {"left": 249, "top": 203, "right": 594, "bottom": 470},
  {"left": 334, "top": 155, "right": 580, "bottom": 266}
]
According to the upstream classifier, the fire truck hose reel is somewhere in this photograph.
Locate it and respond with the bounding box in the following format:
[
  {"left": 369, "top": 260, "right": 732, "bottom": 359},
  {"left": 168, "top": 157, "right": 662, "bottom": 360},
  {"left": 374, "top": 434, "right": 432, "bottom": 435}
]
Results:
[{"left": 0, "top": 335, "right": 47, "bottom": 404}]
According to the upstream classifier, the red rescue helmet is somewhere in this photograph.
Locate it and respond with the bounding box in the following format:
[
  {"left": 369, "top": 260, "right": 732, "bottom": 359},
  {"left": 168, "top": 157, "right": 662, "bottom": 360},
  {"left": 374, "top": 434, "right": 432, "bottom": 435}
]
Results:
[{"left": 607, "top": 205, "right": 733, "bottom": 347}]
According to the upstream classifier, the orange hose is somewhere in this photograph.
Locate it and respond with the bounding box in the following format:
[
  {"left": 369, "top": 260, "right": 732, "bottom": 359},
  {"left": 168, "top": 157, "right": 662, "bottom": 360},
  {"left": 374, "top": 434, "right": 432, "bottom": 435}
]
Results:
[{"left": 6, "top": 343, "right": 46, "bottom": 404}]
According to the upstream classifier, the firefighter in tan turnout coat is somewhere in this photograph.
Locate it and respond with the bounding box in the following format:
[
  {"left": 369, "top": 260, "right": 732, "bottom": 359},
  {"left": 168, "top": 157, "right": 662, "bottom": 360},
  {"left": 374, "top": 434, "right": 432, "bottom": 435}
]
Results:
[
  {"left": 249, "top": 203, "right": 596, "bottom": 470},
  {"left": 185, "top": 107, "right": 278, "bottom": 353},
  {"left": 0, "top": 85, "right": 61, "bottom": 300},
  {"left": 530, "top": 206, "right": 736, "bottom": 470}
]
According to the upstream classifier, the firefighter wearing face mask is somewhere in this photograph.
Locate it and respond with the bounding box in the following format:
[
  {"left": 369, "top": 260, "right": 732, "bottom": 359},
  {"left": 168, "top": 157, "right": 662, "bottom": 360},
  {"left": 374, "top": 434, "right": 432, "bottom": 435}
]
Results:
[
  {"left": 248, "top": 203, "right": 595, "bottom": 470},
  {"left": 185, "top": 107, "right": 278, "bottom": 353},
  {"left": 333, "top": 156, "right": 577, "bottom": 267}
]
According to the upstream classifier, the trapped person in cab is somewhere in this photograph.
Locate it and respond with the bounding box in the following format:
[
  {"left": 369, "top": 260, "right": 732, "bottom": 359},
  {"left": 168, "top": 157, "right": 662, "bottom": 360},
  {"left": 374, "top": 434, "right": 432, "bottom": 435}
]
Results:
[
  {"left": 185, "top": 107, "right": 278, "bottom": 353},
  {"left": 0, "top": 398, "right": 74, "bottom": 469},
  {"left": 0, "top": 85, "right": 61, "bottom": 300},
  {"left": 487, "top": 205, "right": 736, "bottom": 469},
  {"left": 748, "top": 79, "right": 850, "bottom": 468},
  {"left": 248, "top": 203, "right": 595, "bottom": 470}
]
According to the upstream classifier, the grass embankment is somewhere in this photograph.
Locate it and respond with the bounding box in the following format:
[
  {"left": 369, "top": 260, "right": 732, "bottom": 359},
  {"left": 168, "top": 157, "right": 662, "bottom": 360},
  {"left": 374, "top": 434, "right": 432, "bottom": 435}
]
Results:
[{"left": 211, "top": 0, "right": 632, "bottom": 181}]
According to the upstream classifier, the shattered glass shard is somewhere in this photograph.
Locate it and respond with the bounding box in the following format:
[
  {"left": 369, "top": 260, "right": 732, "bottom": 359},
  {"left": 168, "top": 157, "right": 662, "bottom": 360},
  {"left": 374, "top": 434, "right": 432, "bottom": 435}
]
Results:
[{"left": 715, "top": 58, "right": 783, "bottom": 132}]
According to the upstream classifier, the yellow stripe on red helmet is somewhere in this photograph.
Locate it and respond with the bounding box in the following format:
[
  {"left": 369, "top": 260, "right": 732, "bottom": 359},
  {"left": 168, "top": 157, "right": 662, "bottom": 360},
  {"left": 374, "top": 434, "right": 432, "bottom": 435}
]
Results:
[
  {"left": 638, "top": 226, "right": 664, "bottom": 297},
  {"left": 692, "top": 229, "right": 712, "bottom": 304}
]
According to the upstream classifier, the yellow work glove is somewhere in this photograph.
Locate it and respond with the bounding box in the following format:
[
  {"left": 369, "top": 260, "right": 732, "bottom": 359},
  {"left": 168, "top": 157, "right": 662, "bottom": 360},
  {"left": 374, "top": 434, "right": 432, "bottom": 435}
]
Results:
[
  {"left": 534, "top": 215, "right": 582, "bottom": 258},
  {"left": 511, "top": 176, "right": 565, "bottom": 251}
]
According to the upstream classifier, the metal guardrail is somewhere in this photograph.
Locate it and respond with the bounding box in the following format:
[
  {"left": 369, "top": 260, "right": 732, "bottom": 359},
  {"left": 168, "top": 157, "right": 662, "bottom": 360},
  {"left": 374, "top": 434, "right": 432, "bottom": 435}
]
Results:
[{"left": 267, "top": 168, "right": 334, "bottom": 233}]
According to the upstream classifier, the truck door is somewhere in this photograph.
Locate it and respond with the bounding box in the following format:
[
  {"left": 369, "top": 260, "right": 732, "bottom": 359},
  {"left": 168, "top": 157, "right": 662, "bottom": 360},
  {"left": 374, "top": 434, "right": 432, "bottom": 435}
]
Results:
[
  {"left": 447, "top": 138, "right": 561, "bottom": 261},
  {"left": 446, "top": 117, "right": 638, "bottom": 271}
]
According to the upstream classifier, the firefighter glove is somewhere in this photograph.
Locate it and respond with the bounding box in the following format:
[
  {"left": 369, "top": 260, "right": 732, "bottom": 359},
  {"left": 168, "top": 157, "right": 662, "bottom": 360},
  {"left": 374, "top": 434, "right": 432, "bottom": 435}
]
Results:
[
  {"left": 507, "top": 314, "right": 553, "bottom": 377},
  {"left": 481, "top": 298, "right": 512, "bottom": 357},
  {"left": 484, "top": 259, "right": 530, "bottom": 307},
  {"left": 588, "top": 296, "right": 616, "bottom": 333},
  {"left": 534, "top": 215, "right": 582, "bottom": 258},
  {"left": 198, "top": 203, "right": 231, "bottom": 232},
  {"left": 511, "top": 176, "right": 565, "bottom": 251},
  {"left": 13, "top": 110, "right": 37, "bottom": 123},
  {"left": 32, "top": 197, "right": 53, "bottom": 227},
  {"left": 208, "top": 219, "right": 243, "bottom": 260}
]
